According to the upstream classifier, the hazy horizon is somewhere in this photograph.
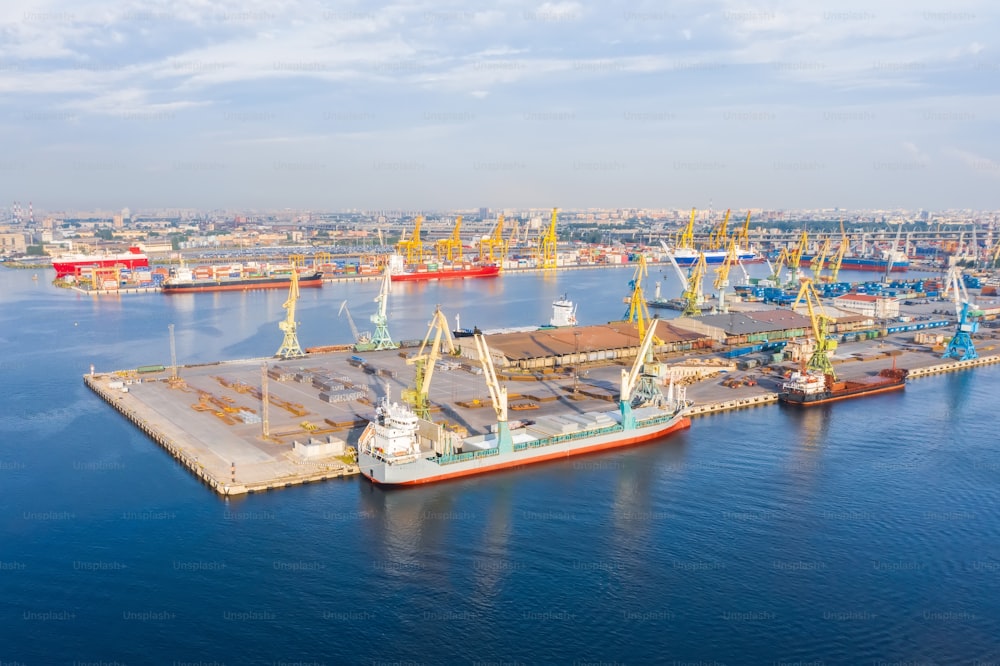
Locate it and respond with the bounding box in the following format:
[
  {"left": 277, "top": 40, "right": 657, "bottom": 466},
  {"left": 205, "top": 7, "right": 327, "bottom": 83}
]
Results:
[{"left": 2, "top": 1, "right": 998, "bottom": 211}]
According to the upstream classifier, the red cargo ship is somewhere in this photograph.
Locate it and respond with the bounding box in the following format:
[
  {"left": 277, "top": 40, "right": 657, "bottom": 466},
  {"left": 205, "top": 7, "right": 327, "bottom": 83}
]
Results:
[
  {"left": 51, "top": 247, "right": 149, "bottom": 278},
  {"left": 779, "top": 367, "right": 908, "bottom": 406},
  {"left": 387, "top": 254, "right": 500, "bottom": 282}
]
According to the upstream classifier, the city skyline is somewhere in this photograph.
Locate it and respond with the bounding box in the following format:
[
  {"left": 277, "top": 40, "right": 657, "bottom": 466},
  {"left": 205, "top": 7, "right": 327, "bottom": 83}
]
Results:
[{"left": 2, "top": 1, "right": 998, "bottom": 210}]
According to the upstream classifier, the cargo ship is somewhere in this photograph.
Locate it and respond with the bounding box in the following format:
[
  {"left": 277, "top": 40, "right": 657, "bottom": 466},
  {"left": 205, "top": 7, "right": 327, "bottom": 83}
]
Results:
[
  {"left": 799, "top": 251, "right": 909, "bottom": 273},
  {"left": 358, "top": 322, "right": 692, "bottom": 486},
  {"left": 51, "top": 246, "right": 149, "bottom": 277},
  {"left": 386, "top": 254, "right": 500, "bottom": 282},
  {"left": 666, "top": 245, "right": 760, "bottom": 266},
  {"left": 161, "top": 266, "right": 323, "bottom": 293},
  {"left": 779, "top": 367, "right": 908, "bottom": 406}
]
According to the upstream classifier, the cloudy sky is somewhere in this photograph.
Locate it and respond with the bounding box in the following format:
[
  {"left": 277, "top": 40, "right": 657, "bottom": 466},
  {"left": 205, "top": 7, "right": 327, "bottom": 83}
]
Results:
[{"left": 1, "top": 0, "right": 997, "bottom": 211}]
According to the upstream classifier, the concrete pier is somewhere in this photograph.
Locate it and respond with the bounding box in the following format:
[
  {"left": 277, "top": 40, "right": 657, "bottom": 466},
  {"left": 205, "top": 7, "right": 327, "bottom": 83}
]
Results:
[{"left": 83, "top": 338, "right": 1000, "bottom": 495}]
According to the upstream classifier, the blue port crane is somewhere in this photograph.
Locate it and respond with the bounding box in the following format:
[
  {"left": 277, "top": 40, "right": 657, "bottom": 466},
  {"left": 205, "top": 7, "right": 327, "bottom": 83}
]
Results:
[{"left": 942, "top": 266, "right": 983, "bottom": 361}]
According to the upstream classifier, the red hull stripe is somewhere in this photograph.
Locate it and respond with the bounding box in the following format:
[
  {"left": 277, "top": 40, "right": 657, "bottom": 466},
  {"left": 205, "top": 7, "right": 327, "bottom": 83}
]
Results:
[{"left": 363, "top": 417, "right": 691, "bottom": 486}]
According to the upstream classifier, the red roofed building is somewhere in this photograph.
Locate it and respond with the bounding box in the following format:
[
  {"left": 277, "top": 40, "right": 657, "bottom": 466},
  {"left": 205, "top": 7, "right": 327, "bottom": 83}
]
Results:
[{"left": 834, "top": 293, "right": 899, "bottom": 319}]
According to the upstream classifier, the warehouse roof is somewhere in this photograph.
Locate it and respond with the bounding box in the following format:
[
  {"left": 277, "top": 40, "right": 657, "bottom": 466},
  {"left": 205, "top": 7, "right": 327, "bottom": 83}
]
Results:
[
  {"left": 485, "top": 320, "right": 708, "bottom": 361},
  {"left": 692, "top": 309, "right": 812, "bottom": 335}
]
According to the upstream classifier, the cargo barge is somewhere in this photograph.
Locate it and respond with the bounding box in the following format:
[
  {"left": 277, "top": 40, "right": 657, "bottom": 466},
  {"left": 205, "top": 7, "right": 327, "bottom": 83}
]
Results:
[
  {"left": 779, "top": 367, "right": 908, "bottom": 406},
  {"left": 161, "top": 268, "right": 323, "bottom": 293},
  {"left": 358, "top": 321, "right": 692, "bottom": 486},
  {"left": 51, "top": 246, "right": 149, "bottom": 277}
]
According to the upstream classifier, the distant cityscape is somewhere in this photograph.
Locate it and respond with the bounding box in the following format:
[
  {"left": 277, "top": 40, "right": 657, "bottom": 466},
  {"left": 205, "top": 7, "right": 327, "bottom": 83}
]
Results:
[{"left": 2, "top": 203, "right": 999, "bottom": 259}]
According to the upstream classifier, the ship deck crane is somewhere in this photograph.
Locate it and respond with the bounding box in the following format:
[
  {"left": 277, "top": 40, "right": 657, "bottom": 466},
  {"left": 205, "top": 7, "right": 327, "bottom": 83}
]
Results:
[
  {"left": 369, "top": 267, "right": 397, "bottom": 350},
  {"left": 473, "top": 333, "right": 512, "bottom": 452},
  {"left": 539, "top": 207, "right": 559, "bottom": 270},
  {"left": 792, "top": 279, "right": 837, "bottom": 378},
  {"left": 660, "top": 240, "right": 689, "bottom": 292},
  {"left": 276, "top": 260, "right": 305, "bottom": 359},
  {"left": 435, "top": 216, "right": 464, "bottom": 263},
  {"left": 402, "top": 306, "right": 457, "bottom": 420},
  {"left": 942, "top": 266, "right": 982, "bottom": 361}
]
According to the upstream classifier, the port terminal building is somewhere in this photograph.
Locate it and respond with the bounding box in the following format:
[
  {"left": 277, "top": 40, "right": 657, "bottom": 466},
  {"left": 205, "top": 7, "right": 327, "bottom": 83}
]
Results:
[{"left": 476, "top": 320, "right": 712, "bottom": 371}]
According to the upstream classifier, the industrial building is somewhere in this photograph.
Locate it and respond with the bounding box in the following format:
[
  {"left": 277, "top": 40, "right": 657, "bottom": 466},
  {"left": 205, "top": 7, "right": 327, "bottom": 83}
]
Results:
[{"left": 478, "top": 320, "right": 712, "bottom": 371}]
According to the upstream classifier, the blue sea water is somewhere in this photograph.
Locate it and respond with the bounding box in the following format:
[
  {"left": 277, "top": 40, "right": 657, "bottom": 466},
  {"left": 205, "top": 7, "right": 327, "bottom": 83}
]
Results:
[{"left": 1, "top": 265, "right": 999, "bottom": 665}]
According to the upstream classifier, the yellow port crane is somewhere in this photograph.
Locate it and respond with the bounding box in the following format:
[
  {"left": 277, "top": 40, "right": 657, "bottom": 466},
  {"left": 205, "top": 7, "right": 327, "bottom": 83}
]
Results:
[
  {"left": 681, "top": 252, "right": 708, "bottom": 317},
  {"left": 402, "top": 306, "right": 458, "bottom": 420},
  {"left": 623, "top": 254, "right": 656, "bottom": 339},
  {"left": 708, "top": 209, "right": 732, "bottom": 250},
  {"left": 714, "top": 238, "right": 739, "bottom": 313},
  {"left": 478, "top": 214, "right": 507, "bottom": 264},
  {"left": 473, "top": 333, "right": 512, "bottom": 452},
  {"left": 396, "top": 215, "right": 425, "bottom": 264},
  {"left": 538, "top": 207, "right": 559, "bottom": 270},
  {"left": 788, "top": 229, "right": 809, "bottom": 284},
  {"left": 792, "top": 279, "right": 837, "bottom": 378},
  {"left": 827, "top": 224, "right": 850, "bottom": 283},
  {"left": 737, "top": 211, "right": 752, "bottom": 249},
  {"left": 275, "top": 258, "right": 305, "bottom": 359},
  {"left": 767, "top": 247, "right": 789, "bottom": 285},
  {"left": 676, "top": 208, "right": 696, "bottom": 250},
  {"left": 435, "top": 216, "right": 464, "bottom": 263},
  {"left": 810, "top": 238, "right": 832, "bottom": 283}
]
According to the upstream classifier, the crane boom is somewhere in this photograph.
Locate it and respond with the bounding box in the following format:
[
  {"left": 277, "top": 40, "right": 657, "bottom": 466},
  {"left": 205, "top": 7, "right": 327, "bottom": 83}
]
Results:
[
  {"left": 473, "top": 333, "right": 512, "bottom": 451},
  {"left": 619, "top": 319, "right": 660, "bottom": 430}
]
